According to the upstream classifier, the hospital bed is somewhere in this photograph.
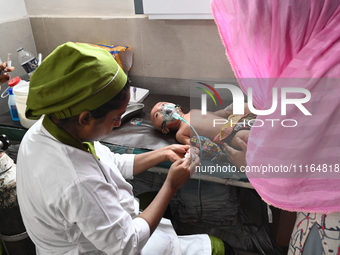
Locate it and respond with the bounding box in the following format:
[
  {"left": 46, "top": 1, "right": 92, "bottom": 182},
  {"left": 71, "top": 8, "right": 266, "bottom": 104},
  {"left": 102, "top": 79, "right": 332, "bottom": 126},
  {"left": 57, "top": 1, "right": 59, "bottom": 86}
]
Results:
[{"left": 1, "top": 93, "right": 283, "bottom": 254}]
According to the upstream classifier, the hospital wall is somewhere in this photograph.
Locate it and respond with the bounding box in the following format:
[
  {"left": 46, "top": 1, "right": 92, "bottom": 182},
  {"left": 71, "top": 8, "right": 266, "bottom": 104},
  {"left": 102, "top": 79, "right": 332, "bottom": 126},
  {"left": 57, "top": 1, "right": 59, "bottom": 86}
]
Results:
[{"left": 0, "top": 0, "right": 236, "bottom": 115}]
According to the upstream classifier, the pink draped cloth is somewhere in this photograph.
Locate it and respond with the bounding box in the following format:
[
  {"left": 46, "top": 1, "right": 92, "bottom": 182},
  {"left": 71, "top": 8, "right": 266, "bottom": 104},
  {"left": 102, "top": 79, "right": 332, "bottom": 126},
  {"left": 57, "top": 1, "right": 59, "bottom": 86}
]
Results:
[{"left": 211, "top": 0, "right": 340, "bottom": 213}]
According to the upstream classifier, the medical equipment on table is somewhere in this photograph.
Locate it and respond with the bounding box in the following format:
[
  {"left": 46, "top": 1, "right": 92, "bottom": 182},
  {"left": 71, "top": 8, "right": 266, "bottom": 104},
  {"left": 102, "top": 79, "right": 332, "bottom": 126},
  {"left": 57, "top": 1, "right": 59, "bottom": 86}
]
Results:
[
  {"left": 129, "top": 87, "right": 149, "bottom": 104},
  {"left": 121, "top": 103, "right": 144, "bottom": 123},
  {"left": 133, "top": 87, "right": 137, "bottom": 101},
  {"left": 130, "top": 118, "right": 154, "bottom": 128}
]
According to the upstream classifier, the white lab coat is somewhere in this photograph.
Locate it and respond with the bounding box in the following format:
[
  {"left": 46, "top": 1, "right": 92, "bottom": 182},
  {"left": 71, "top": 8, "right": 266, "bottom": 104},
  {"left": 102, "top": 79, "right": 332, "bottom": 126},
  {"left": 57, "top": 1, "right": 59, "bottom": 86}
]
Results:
[{"left": 16, "top": 119, "right": 210, "bottom": 255}]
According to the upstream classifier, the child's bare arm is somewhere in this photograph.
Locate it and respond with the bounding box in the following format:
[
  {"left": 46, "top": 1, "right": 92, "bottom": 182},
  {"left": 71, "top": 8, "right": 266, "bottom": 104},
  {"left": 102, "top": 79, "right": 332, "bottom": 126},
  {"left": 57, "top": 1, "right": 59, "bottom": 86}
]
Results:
[{"left": 176, "top": 132, "right": 191, "bottom": 145}]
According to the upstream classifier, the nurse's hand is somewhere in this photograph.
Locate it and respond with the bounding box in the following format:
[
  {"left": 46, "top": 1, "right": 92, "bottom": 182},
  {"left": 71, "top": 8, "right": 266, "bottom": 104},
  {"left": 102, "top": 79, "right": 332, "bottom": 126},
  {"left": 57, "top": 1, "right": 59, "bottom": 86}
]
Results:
[
  {"left": 133, "top": 144, "right": 190, "bottom": 176},
  {"left": 166, "top": 151, "right": 200, "bottom": 191},
  {"left": 165, "top": 144, "right": 190, "bottom": 162},
  {"left": 222, "top": 137, "right": 247, "bottom": 169}
]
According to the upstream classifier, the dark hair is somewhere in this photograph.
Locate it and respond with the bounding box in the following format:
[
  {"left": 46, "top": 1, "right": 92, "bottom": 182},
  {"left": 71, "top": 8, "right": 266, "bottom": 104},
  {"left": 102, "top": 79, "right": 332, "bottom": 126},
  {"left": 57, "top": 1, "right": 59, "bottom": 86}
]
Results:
[{"left": 90, "top": 82, "right": 130, "bottom": 119}]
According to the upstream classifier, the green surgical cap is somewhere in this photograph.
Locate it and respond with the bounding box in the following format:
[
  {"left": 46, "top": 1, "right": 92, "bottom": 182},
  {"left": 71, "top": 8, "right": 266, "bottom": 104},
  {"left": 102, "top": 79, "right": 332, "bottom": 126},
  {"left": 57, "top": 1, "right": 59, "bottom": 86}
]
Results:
[{"left": 26, "top": 42, "right": 127, "bottom": 119}]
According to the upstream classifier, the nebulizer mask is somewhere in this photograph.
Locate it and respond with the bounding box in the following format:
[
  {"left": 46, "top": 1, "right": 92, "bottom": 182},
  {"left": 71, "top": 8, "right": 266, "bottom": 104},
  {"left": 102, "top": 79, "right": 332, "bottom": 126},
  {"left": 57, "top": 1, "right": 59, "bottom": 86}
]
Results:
[
  {"left": 160, "top": 103, "right": 191, "bottom": 135},
  {"left": 131, "top": 103, "right": 185, "bottom": 130},
  {"left": 160, "top": 103, "right": 185, "bottom": 123}
]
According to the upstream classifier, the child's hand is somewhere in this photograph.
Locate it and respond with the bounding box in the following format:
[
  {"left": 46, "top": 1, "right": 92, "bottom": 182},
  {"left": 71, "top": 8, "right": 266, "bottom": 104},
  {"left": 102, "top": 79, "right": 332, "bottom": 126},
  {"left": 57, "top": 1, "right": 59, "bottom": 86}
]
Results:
[{"left": 166, "top": 149, "right": 200, "bottom": 190}]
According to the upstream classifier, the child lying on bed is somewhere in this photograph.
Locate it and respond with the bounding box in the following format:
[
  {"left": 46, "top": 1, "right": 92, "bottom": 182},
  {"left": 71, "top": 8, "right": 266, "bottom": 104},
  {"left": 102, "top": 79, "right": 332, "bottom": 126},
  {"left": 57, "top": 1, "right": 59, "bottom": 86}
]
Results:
[{"left": 150, "top": 102, "right": 256, "bottom": 161}]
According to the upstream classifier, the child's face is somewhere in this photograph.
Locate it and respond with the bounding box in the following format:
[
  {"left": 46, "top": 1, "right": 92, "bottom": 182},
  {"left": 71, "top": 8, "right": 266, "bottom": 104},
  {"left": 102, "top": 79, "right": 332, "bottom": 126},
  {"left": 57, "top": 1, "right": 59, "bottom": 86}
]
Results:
[{"left": 150, "top": 102, "right": 168, "bottom": 130}]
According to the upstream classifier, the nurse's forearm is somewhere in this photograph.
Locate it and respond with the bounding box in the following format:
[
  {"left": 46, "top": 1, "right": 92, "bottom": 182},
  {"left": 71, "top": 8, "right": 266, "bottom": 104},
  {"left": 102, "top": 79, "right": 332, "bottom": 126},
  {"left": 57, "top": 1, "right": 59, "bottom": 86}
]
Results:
[
  {"left": 133, "top": 148, "right": 168, "bottom": 175},
  {"left": 136, "top": 157, "right": 192, "bottom": 234},
  {"left": 136, "top": 182, "right": 176, "bottom": 234}
]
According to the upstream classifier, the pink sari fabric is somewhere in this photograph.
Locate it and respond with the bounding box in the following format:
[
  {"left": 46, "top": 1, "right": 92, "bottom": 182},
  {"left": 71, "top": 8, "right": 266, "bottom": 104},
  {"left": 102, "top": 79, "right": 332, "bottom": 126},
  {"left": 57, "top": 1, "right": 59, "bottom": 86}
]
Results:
[{"left": 211, "top": 0, "right": 340, "bottom": 213}]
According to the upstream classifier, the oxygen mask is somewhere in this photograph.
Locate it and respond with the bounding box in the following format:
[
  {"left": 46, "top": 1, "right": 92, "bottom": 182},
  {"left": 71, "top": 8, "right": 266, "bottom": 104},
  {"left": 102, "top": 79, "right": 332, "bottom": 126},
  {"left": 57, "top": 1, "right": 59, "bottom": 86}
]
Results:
[{"left": 160, "top": 103, "right": 182, "bottom": 122}]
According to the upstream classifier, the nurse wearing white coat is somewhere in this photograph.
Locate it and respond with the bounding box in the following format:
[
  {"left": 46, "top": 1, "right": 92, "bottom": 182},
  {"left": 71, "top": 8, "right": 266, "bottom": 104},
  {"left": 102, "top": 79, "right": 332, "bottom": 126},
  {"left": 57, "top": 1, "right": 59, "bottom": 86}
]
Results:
[{"left": 16, "top": 42, "right": 225, "bottom": 255}]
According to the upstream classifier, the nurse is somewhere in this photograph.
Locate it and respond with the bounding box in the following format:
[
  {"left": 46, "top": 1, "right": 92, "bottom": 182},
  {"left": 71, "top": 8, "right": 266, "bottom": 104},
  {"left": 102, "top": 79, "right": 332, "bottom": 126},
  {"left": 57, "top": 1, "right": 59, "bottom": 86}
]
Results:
[{"left": 16, "top": 42, "right": 216, "bottom": 254}]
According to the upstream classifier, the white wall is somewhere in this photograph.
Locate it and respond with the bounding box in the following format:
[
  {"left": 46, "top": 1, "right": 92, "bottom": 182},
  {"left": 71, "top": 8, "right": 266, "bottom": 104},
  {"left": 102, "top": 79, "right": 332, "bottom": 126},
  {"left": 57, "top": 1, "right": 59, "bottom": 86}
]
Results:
[
  {"left": 0, "top": 0, "right": 27, "bottom": 22},
  {"left": 24, "top": 0, "right": 136, "bottom": 17}
]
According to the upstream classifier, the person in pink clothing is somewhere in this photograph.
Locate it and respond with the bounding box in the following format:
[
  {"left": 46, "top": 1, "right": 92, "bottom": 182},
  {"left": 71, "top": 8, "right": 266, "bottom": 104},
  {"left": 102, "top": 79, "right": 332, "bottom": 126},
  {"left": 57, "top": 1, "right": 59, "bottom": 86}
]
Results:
[{"left": 211, "top": 0, "right": 340, "bottom": 254}]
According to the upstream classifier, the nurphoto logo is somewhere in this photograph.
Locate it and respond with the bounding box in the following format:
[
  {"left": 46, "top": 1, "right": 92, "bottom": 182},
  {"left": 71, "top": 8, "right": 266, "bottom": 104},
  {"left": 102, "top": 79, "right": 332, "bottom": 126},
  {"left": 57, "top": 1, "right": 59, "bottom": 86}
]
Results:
[{"left": 197, "top": 83, "right": 312, "bottom": 128}]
